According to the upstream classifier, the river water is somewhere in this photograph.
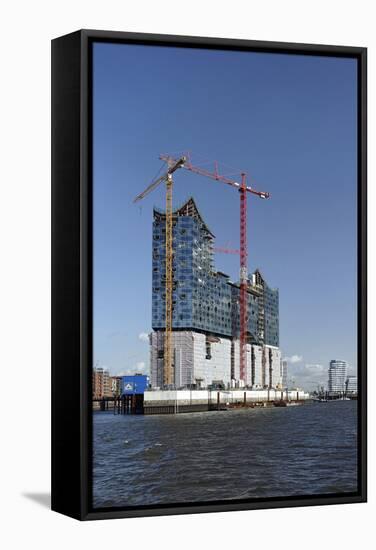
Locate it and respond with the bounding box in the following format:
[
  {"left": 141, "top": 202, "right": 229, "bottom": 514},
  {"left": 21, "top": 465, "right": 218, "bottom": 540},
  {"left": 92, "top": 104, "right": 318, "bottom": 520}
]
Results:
[{"left": 93, "top": 400, "right": 357, "bottom": 508}]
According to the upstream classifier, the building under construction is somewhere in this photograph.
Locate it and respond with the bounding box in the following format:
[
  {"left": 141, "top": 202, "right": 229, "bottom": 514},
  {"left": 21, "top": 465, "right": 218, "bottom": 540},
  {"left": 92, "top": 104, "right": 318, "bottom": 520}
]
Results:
[{"left": 150, "top": 197, "right": 281, "bottom": 389}]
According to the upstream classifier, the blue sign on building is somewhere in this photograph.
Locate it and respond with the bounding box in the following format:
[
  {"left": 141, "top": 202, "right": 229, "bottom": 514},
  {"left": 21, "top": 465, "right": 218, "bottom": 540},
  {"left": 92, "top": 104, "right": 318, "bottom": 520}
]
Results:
[{"left": 121, "top": 375, "right": 149, "bottom": 395}]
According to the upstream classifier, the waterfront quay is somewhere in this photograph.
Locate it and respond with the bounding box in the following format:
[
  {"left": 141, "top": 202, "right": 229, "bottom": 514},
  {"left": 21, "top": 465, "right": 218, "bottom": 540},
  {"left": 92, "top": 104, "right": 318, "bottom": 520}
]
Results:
[
  {"left": 93, "top": 388, "right": 309, "bottom": 415},
  {"left": 144, "top": 388, "right": 309, "bottom": 414}
]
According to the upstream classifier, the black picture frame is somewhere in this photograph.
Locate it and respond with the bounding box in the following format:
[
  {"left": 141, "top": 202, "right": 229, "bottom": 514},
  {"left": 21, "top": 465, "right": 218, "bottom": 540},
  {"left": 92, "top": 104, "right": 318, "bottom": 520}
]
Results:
[{"left": 51, "top": 29, "right": 367, "bottom": 521}]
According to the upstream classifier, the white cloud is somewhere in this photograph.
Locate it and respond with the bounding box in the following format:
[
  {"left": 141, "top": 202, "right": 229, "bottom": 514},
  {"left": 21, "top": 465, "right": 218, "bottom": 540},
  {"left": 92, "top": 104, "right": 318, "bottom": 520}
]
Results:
[
  {"left": 138, "top": 332, "right": 149, "bottom": 343},
  {"left": 284, "top": 354, "right": 303, "bottom": 364},
  {"left": 291, "top": 363, "right": 326, "bottom": 377},
  {"left": 135, "top": 361, "right": 146, "bottom": 372},
  {"left": 116, "top": 361, "right": 148, "bottom": 377},
  {"left": 287, "top": 363, "right": 327, "bottom": 390},
  {"left": 305, "top": 363, "right": 325, "bottom": 372}
]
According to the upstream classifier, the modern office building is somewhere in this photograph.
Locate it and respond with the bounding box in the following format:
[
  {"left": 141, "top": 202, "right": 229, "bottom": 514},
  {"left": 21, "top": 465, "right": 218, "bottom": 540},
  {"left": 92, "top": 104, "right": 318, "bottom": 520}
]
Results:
[
  {"left": 150, "top": 197, "right": 281, "bottom": 389},
  {"left": 328, "top": 360, "right": 348, "bottom": 393},
  {"left": 345, "top": 375, "right": 358, "bottom": 394},
  {"left": 152, "top": 198, "right": 232, "bottom": 336}
]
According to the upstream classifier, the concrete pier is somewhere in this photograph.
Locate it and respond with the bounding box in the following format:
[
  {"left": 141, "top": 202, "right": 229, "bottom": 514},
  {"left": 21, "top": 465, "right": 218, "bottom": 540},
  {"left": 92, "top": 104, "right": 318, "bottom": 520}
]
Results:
[{"left": 143, "top": 388, "right": 309, "bottom": 415}]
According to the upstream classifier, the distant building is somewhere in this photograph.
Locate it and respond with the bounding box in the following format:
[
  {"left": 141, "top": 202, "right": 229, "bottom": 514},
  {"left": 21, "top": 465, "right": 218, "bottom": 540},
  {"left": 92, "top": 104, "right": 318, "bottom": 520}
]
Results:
[
  {"left": 110, "top": 376, "right": 122, "bottom": 397},
  {"left": 328, "top": 360, "right": 348, "bottom": 393},
  {"left": 92, "top": 367, "right": 112, "bottom": 399},
  {"left": 346, "top": 375, "right": 357, "bottom": 394},
  {"left": 280, "top": 360, "right": 288, "bottom": 388}
]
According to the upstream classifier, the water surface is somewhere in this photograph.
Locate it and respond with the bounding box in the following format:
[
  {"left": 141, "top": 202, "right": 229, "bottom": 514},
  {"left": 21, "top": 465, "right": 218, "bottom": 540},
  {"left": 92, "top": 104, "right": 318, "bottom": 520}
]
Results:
[{"left": 93, "top": 401, "right": 357, "bottom": 508}]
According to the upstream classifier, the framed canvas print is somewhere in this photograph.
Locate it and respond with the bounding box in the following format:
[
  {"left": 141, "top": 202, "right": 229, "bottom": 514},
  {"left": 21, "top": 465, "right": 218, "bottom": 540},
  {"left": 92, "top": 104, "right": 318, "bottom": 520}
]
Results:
[{"left": 51, "top": 29, "right": 367, "bottom": 520}]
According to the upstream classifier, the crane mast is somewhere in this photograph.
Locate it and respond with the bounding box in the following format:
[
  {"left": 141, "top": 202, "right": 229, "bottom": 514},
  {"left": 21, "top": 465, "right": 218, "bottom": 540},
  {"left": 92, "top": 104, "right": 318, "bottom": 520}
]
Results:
[
  {"left": 134, "top": 157, "right": 185, "bottom": 387},
  {"left": 164, "top": 174, "right": 174, "bottom": 386},
  {"left": 239, "top": 174, "right": 248, "bottom": 385}
]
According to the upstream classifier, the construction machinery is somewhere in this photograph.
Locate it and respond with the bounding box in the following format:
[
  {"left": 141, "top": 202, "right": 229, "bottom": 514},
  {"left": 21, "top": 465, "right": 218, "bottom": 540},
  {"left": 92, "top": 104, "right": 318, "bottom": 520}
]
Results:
[
  {"left": 134, "top": 152, "right": 270, "bottom": 386},
  {"left": 134, "top": 156, "right": 185, "bottom": 386}
]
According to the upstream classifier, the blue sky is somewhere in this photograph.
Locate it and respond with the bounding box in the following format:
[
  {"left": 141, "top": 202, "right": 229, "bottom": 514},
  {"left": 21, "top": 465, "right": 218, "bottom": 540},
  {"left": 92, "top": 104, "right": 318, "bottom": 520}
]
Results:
[{"left": 93, "top": 42, "right": 357, "bottom": 389}]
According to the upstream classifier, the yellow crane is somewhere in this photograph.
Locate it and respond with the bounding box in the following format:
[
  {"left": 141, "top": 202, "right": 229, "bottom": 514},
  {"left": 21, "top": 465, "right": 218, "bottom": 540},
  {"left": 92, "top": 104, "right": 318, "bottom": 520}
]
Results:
[{"left": 133, "top": 156, "right": 186, "bottom": 386}]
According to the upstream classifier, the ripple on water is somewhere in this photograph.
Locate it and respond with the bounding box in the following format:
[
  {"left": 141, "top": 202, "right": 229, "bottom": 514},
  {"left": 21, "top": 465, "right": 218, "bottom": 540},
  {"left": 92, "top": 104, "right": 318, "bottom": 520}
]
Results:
[{"left": 93, "top": 401, "right": 358, "bottom": 508}]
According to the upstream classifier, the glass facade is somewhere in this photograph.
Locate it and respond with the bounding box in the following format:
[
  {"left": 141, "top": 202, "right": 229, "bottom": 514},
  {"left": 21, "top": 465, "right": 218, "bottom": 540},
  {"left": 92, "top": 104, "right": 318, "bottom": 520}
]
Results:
[
  {"left": 264, "top": 283, "right": 279, "bottom": 347},
  {"left": 230, "top": 285, "right": 259, "bottom": 342},
  {"left": 152, "top": 197, "right": 279, "bottom": 345}
]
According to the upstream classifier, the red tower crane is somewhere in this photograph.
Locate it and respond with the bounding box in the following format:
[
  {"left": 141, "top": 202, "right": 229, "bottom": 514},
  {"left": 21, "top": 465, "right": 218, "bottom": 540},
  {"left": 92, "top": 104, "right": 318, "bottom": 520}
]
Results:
[{"left": 159, "top": 153, "right": 270, "bottom": 383}]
